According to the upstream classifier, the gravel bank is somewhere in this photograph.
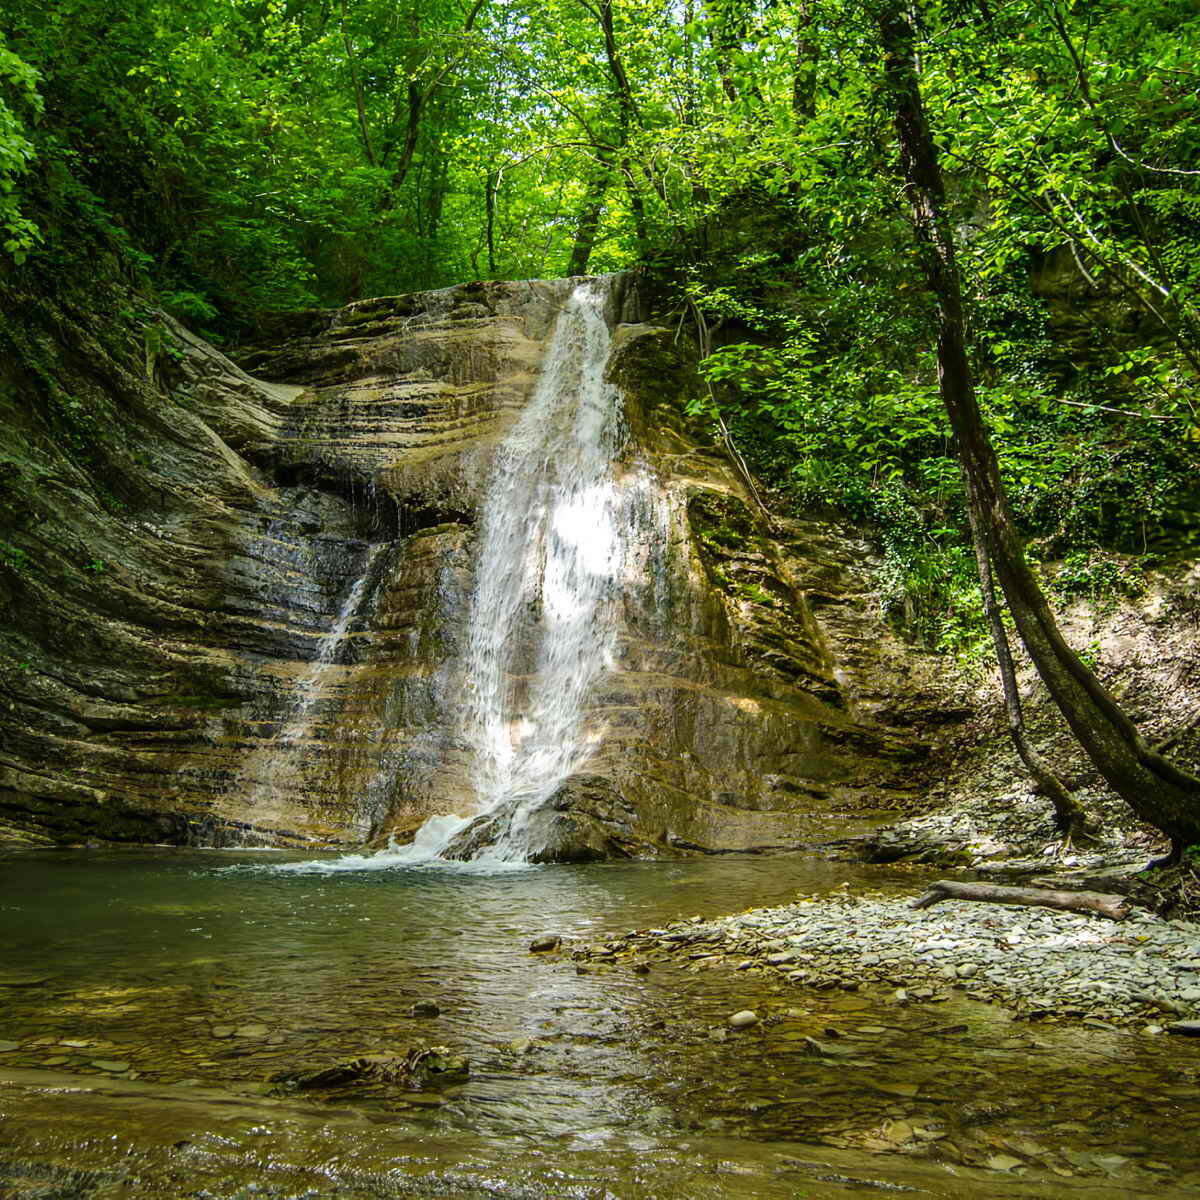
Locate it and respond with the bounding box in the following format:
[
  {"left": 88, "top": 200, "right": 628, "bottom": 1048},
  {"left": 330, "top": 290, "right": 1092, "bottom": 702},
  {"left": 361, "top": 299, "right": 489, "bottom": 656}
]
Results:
[{"left": 578, "top": 889, "right": 1200, "bottom": 1031}]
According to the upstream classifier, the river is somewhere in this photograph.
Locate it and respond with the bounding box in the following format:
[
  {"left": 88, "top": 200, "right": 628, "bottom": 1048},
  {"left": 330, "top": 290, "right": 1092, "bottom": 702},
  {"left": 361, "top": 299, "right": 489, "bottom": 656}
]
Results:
[{"left": 2, "top": 844, "right": 1199, "bottom": 1197}]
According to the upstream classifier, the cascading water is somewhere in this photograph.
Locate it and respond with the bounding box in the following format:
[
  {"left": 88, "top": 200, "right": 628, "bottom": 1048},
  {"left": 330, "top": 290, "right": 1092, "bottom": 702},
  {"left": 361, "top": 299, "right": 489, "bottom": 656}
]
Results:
[
  {"left": 360, "top": 276, "right": 650, "bottom": 867},
  {"left": 246, "top": 541, "right": 388, "bottom": 813},
  {"left": 453, "top": 278, "right": 632, "bottom": 859},
  {"left": 282, "top": 541, "right": 388, "bottom": 737}
]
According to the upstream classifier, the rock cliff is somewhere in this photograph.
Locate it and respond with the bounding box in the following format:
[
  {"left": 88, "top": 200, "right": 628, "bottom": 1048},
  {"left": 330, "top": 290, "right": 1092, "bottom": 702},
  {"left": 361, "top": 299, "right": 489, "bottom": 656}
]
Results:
[{"left": 1, "top": 276, "right": 962, "bottom": 855}]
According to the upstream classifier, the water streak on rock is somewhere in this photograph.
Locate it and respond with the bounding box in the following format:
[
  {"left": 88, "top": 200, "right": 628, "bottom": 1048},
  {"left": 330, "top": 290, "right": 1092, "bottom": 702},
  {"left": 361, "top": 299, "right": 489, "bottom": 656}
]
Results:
[{"left": 246, "top": 541, "right": 389, "bottom": 814}]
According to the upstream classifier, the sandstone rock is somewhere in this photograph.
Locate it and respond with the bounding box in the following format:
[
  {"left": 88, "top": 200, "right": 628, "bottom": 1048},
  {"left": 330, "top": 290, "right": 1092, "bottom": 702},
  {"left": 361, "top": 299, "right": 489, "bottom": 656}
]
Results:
[{"left": 1, "top": 281, "right": 965, "bottom": 857}]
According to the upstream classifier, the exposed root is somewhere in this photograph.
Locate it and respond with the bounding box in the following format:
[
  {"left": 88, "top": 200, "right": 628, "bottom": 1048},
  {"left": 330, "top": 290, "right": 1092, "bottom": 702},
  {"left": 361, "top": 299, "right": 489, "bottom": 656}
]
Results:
[{"left": 1125, "top": 858, "right": 1200, "bottom": 919}]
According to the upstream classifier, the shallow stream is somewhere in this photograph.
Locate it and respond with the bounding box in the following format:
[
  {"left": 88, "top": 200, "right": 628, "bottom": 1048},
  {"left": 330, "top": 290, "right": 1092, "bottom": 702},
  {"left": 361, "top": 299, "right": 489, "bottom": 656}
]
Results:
[{"left": 2, "top": 845, "right": 1199, "bottom": 1198}]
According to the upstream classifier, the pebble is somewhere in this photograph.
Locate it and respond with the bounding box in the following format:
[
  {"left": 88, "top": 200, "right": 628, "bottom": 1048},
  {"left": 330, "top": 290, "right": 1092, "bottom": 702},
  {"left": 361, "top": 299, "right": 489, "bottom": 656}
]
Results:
[
  {"left": 90, "top": 1060, "right": 130, "bottom": 1072},
  {"left": 529, "top": 934, "right": 561, "bottom": 953},
  {"left": 578, "top": 889, "right": 1200, "bottom": 1030},
  {"left": 728, "top": 1010, "right": 759, "bottom": 1029},
  {"left": 986, "top": 1154, "right": 1023, "bottom": 1172},
  {"left": 409, "top": 1001, "right": 440, "bottom": 1018},
  {"left": 0, "top": 1040, "right": 20, "bottom": 1052}
]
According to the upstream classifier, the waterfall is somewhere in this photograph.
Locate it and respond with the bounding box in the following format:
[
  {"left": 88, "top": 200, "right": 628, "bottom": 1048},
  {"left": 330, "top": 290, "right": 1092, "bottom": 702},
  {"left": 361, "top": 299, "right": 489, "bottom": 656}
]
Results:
[
  {"left": 455, "top": 277, "right": 631, "bottom": 859},
  {"left": 282, "top": 541, "right": 388, "bottom": 738},
  {"left": 375, "top": 276, "right": 642, "bottom": 866},
  {"left": 246, "top": 541, "right": 387, "bottom": 811}
]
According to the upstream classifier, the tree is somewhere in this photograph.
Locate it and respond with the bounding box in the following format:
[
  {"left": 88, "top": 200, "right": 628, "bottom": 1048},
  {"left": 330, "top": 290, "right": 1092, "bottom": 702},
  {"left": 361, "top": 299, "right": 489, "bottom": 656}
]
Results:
[
  {"left": 876, "top": 0, "right": 1200, "bottom": 854},
  {"left": 0, "top": 35, "right": 40, "bottom": 262}
]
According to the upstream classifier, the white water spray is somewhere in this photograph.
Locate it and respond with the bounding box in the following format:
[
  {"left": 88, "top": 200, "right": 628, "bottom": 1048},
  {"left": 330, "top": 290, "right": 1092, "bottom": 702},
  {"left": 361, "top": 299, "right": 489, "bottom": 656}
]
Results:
[{"left": 456, "top": 279, "right": 632, "bottom": 854}]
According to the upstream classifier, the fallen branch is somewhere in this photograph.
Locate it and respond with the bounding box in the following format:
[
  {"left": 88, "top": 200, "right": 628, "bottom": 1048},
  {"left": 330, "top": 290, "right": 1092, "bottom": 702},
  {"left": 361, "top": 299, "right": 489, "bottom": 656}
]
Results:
[{"left": 909, "top": 879, "right": 1130, "bottom": 921}]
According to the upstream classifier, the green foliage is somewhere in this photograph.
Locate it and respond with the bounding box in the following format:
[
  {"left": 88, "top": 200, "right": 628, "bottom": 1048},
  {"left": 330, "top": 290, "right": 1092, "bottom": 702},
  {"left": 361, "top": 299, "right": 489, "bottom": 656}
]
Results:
[
  {"left": 0, "top": 537, "right": 29, "bottom": 571},
  {"left": 0, "top": 34, "right": 41, "bottom": 261},
  {"left": 0, "top": 0, "right": 1196, "bottom": 661},
  {"left": 1051, "top": 551, "right": 1147, "bottom": 606}
]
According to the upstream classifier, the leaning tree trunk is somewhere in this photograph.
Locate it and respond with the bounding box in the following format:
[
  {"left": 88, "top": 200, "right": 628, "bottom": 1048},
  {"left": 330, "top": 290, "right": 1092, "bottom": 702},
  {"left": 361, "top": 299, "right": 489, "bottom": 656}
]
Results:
[
  {"left": 966, "top": 503, "right": 1092, "bottom": 840},
  {"left": 877, "top": 1, "right": 1200, "bottom": 852}
]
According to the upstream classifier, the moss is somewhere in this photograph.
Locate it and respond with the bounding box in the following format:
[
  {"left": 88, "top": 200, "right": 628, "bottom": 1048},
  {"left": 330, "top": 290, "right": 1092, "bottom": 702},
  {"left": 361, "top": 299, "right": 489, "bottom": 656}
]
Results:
[
  {"left": 734, "top": 580, "right": 776, "bottom": 607},
  {"left": 687, "top": 491, "right": 758, "bottom": 555},
  {"left": 609, "top": 327, "right": 702, "bottom": 412}
]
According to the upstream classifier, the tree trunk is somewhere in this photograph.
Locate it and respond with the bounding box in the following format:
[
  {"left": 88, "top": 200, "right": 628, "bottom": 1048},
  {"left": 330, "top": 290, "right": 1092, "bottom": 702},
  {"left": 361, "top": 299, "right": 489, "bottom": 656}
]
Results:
[
  {"left": 910, "top": 879, "right": 1130, "bottom": 921},
  {"left": 966, "top": 502, "right": 1092, "bottom": 839},
  {"left": 567, "top": 164, "right": 611, "bottom": 276},
  {"left": 484, "top": 168, "right": 499, "bottom": 276},
  {"left": 877, "top": 1, "right": 1200, "bottom": 851},
  {"left": 339, "top": 0, "right": 378, "bottom": 167},
  {"left": 791, "top": 2, "right": 816, "bottom": 120}
]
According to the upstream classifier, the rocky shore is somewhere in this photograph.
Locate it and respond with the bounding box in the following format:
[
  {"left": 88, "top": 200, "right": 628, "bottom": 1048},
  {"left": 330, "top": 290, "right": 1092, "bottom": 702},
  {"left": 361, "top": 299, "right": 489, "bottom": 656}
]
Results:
[{"left": 574, "top": 888, "right": 1200, "bottom": 1031}]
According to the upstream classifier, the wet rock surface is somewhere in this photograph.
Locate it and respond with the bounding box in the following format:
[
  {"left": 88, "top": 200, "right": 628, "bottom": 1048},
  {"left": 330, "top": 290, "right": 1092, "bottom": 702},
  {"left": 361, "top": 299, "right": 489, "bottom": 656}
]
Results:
[{"left": 1, "top": 278, "right": 961, "bottom": 857}]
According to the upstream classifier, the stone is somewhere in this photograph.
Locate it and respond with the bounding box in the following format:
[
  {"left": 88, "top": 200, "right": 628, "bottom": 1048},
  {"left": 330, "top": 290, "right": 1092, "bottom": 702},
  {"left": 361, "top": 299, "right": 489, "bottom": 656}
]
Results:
[
  {"left": 985, "top": 1154, "right": 1023, "bottom": 1172},
  {"left": 1167, "top": 1021, "right": 1200, "bottom": 1036},
  {"left": 409, "top": 1001, "right": 441, "bottom": 1018},
  {"left": 0, "top": 281, "right": 964, "bottom": 858},
  {"left": 0, "top": 1040, "right": 20, "bottom": 1052},
  {"left": 90, "top": 1060, "right": 131, "bottom": 1072},
  {"left": 234, "top": 1024, "right": 271, "bottom": 1039},
  {"left": 529, "top": 934, "right": 561, "bottom": 953},
  {"left": 873, "top": 1082, "right": 920, "bottom": 1098},
  {"left": 728, "top": 1010, "right": 759, "bottom": 1029}
]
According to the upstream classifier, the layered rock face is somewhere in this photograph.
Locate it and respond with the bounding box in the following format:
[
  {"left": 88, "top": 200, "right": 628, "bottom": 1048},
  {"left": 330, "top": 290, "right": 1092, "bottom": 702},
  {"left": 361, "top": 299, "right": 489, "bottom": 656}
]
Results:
[{"left": 0, "top": 277, "right": 954, "bottom": 855}]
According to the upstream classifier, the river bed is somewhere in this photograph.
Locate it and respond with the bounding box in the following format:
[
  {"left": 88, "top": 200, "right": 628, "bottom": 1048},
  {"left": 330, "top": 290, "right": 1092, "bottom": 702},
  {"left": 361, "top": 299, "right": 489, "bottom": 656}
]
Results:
[{"left": 2, "top": 845, "right": 1199, "bottom": 1197}]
